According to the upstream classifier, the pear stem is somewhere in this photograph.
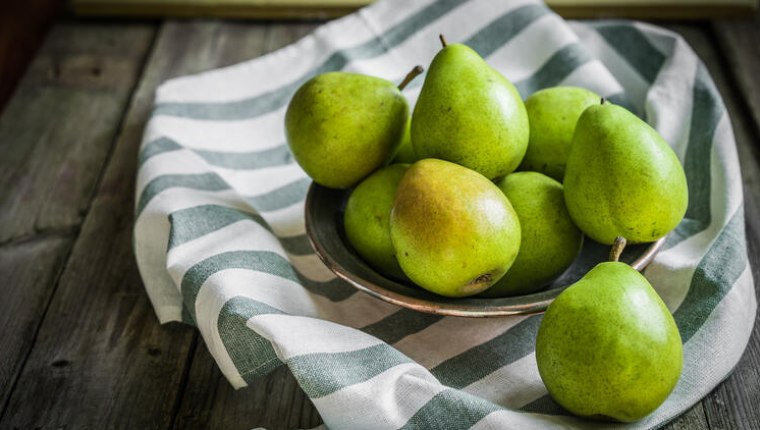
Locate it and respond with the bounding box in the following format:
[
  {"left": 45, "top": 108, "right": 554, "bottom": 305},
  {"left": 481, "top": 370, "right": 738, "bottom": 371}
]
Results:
[
  {"left": 600, "top": 97, "right": 606, "bottom": 105},
  {"left": 609, "top": 236, "right": 627, "bottom": 262},
  {"left": 398, "top": 65, "right": 425, "bottom": 91},
  {"left": 439, "top": 34, "right": 448, "bottom": 48}
]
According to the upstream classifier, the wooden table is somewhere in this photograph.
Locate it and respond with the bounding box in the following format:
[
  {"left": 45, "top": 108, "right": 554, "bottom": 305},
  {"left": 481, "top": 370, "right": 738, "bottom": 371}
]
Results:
[{"left": 0, "top": 11, "right": 758, "bottom": 430}]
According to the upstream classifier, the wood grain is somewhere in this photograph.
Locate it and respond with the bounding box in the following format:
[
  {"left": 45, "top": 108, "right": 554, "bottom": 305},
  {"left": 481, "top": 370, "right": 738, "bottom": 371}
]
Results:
[
  {"left": 702, "top": 30, "right": 760, "bottom": 430},
  {"left": 713, "top": 9, "right": 760, "bottom": 141},
  {"left": 667, "top": 402, "right": 710, "bottom": 430},
  {"left": 0, "top": 20, "right": 156, "bottom": 426},
  {"left": 70, "top": 0, "right": 758, "bottom": 20},
  {"left": 0, "top": 233, "right": 73, "bottom": 413},
  {"left": 169, "top": 21, "right": 324, "bottom": 430},
  {"left": 0, "top": 18, "right": 323, "bottom": 429},
  {"left": 173, "top": 344, "right": 322, "bottom": 430},
  {"left": 0, "top": 0, "right": 61, "bottom": 111},
  {"left": 669, "top": 23, "right": 760, "bottom": 430},
  {"left": 0, "top": 19, "right": 209, "bottom": 428},
  {"left": 0, "top": 22, "right": 154, "bottom": 244}
]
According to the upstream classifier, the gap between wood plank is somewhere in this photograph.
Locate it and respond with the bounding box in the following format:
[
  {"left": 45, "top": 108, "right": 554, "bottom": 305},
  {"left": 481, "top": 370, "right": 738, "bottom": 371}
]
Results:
[
  {"left": 167, "top": 330, "right": 199, "bottom": 430},
  {"left": 0, "top": 226, "right": 79, "bottom": 248},
  {"left": 0, "top": 233, "right": 75, "bottom": 418},
  {"left": 706, "top": 29, "right": 760, "bottom": 163}
]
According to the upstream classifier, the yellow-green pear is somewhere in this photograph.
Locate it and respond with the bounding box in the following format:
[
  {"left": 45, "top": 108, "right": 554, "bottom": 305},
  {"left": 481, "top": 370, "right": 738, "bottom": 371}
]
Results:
[
  {"left": 519, "top": 86, "right": 600, "bottom": 181},
  {"left": 480, "top": 172, "right": 582, "bottom": 297},
  {"left": 343, "top": 164, "right": 409, "bottom": 280},
  {"left": 564, "top": 102, "right": 688, "bottom": 244},
  {"left": 285, "top": 68, "right": 422, "bottom": 189},
  {"left": 390, "top": 159, "right": 521, "bottom": 297},
  {"left": 536, "top": 239, "right": 683, "bottom": 422},
  {"left": 412, "top": 36, "right": 529, "bottom": 180}
]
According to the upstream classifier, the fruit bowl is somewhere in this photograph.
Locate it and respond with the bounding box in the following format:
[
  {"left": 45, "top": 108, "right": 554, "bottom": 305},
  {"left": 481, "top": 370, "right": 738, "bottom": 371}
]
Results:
[{"left": 305, "top": 182, "right": 665, "bottom": 317}]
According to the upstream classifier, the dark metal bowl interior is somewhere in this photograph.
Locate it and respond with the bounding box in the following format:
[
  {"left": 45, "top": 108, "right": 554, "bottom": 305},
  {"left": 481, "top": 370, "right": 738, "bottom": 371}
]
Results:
[{"left": 304, "top": 182, "right": 665, "bottom": 317}]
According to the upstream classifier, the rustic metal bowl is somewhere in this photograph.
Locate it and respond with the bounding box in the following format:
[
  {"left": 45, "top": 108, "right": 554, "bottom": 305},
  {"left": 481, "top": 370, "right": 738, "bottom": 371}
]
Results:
[{"left": 305, "top": 182, "right": 665, "bottom": 317}]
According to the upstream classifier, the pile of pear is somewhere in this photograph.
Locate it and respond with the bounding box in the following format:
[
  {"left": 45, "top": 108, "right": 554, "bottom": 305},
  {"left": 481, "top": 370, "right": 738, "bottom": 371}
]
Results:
[{"left": 285, "top": 35, "right": 687, "bottom": 422}]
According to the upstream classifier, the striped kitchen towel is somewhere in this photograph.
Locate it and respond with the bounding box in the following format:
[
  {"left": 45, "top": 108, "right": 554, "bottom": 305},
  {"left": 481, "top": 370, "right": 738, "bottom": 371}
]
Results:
[{"left": 134, "top": 0, "right": 757, "bottom": 428}]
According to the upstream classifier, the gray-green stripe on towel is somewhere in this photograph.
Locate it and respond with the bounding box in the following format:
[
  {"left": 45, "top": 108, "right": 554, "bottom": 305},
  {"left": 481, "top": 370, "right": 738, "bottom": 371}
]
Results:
[
  {"left": 168, "top": 204, "right": 313, "bottom": 255},
  {"left": 152, "top": 0, "right": 471, "bottom": 120},
  {"left": 131, "top": 0, "right": 755, "bottom": 425},
  {"left": 151, "top": 3, "right": 547, "bottom": 121},
  {"left": 136, "top": 173, "right": 309, "bottom": 216},
  {"left": 218, "top": 297, "right": 286, "bottom": 383},
  {"left": 139, "top": 137, "right": 293, "bottom": 170},
  {"left": 180, "top": 250, "right": 355, "bottom": 321}
]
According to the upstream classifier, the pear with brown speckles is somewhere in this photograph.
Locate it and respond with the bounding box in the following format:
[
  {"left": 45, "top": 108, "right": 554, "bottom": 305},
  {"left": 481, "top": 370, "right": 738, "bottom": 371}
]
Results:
[{"left": 390, "top": 159, "right": 521, "bottom": 297}]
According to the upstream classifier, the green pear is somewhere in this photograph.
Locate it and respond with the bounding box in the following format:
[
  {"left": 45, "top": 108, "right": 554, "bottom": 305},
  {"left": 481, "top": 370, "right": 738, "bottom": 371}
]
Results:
[
  {"left": 412, "top": 36, "right": 529, "bottom": 180},
  {"left": 536, "top": 241, "right": 683, "bottom": 422},
  {"left": 390, "top": 158, "right": 521, "bottom": 297},
  {"left": 519, "top": 86, "right": 600, "bottom": 181},
  {"left": 343, "top": 164, "right": 409, "bottom": 280},
  {"left": 285, "top": 67, "right": 422, "bottom": 189},
  {"left": 480, "top": 172, "right": 582, "bottom": 297},
  {"left": 391, "top": 118, "right": 417, "bottom": 164},
  {"left": 564, "top": 102, "right": 688, "bottom": 244}
]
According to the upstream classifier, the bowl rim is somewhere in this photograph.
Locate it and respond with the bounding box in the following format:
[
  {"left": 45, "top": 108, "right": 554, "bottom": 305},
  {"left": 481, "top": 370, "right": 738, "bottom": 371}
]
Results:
[{"left": 305, "top": 182, "right": 666, "bottom": 317}]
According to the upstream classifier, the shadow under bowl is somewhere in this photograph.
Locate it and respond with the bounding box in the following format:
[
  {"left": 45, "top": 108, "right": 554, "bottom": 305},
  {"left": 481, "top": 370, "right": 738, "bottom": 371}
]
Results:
[{"left": 305, "top": 182, "right": 665, "bottom": 317}]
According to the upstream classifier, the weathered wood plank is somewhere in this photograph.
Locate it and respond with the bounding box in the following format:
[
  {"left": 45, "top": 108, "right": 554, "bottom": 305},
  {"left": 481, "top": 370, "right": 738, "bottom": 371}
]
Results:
[
  {"left": 0, "top": 22, "right": 210, "bottom": 427},
  {"left": 712, "top": 10, "right": 760, "bottom": 142},
  {"left": 0, "top": 19, "right": 156, "bottom": 424},
  {"left": 0, "top": 18, "right": 322, "bottom": 429},
  {"left": 169, "top": 21, "right": 325, "bottom": 430},
  {"left": 0, "top": 0, "right": 59, "bottom": 110},
  {"left": 667, "top": 403, "right": 710, "bottom": 430},
  {"left": 264, "top": 21, "right": 319, "bottom": 51},
  {"left": 173, "top": 344, "right": 322, "bottom": 430},
  {"left": 667, "top": 23, "right": 760, "bottom": 430},
  {"left": 0, "top": 22, "right": 155, "bottom": 244},
  {"left": 0, "top": 234, "right": 73, "bottom": 412}
]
